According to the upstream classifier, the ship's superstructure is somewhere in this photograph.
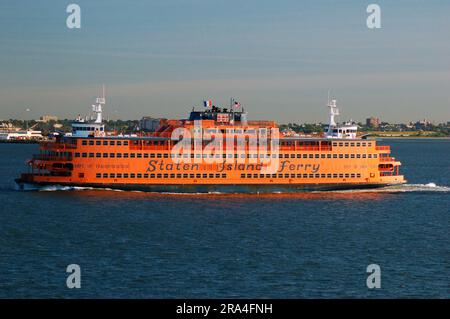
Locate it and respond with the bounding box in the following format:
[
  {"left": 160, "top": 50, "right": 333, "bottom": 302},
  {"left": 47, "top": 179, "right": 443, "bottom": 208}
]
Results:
[{"left": 16, "top": 93, "right": 406, "bottom": 193}]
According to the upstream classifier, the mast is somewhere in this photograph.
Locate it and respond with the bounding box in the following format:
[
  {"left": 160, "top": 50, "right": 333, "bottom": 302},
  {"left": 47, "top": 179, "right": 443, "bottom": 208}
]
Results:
[
  {"left": 326, "top": 97, "right": 339, "bottom": 136},
  {"left": 93, "top": 84, "right": 105, "bottom": 123}
]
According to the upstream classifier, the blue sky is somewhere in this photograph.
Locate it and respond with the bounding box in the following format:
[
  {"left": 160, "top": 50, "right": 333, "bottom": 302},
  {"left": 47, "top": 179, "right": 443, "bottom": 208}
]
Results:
[{"left": 0, "top": 0, "right": 449, "bottom": 123}]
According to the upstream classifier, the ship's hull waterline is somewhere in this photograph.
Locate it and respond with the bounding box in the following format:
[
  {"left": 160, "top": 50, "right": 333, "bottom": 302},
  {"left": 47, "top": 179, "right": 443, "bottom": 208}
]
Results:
[{"left": 15, "top": 179, "right": 396, "bottom": 193}]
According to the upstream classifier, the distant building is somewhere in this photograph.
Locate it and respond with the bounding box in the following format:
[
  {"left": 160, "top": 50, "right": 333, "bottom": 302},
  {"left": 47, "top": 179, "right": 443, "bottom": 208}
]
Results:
[
  {"left": 366, "top": 117, "right": 380, "bottom": 128},
  {"left": 139, "top": 117, "right": 163, "bottom": 132},
  {"left": 39, "top": 115, "right": 58, "bottom": 123}
]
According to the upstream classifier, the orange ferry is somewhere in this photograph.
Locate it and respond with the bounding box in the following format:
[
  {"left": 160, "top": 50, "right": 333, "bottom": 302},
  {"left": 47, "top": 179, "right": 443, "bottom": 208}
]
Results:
[{"left": 16, "top": 92, "right": 406, "bottom": 193}]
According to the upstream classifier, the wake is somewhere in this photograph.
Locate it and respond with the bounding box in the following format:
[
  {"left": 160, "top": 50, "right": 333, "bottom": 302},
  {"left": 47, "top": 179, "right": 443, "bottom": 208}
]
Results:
[{"left": 327, "top": 183, "right": 450, "bottom": 194}]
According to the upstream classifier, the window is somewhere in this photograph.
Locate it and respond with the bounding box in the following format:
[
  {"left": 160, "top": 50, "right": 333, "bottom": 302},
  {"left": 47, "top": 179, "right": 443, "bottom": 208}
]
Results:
[
  {"left": 124, "top": 153, "right": 129, "bottom": 158},
  {"left": 123, "top": 141, "right": 129, "bottom": 146},
  {"left": 78, "top": 173, "right": 84, "bottom": 178},
  {"left": 124, "top": 174, "right": 129, "bottom": 178},
  {"left": 110, "top": 141, "right": 115, "bottom": 146},
  {"left": 82, "top": 153, "right": 87, "bottom": 158},
  {"left": 130, "top": 153, "right": 135, "bottom": 158},
  {"left": 96, "top": 141, "right": 101, "bottom": 146},
  {"left": 103, "top": 173, "right": 108, "bottom": 178},
  {"left": 117, "top": 141, "right": 122, "bottom": 146},
  {"left": 103, "top": 153, "right": 108, "bottom": 158},
  {"left": 116, "top": 173, "right": 122, "bottom": 178},
  {"left": 137, "top": 173, "right": 142, "bottom": 178},
  {"left": 117, "top": 153, "right": 122, "bottom": 158},
  {"left": 89, "top": 153, "right": 94, "bottom": 158},
  {"left": 89, "top": 141, "right": 94, "bottom": 146},
  {"left": 96, "top": 153, "right": 101, "bottom": 158},
  {"left": 130, "top": 173, "right": 135, "bottom": 178},
  {"left": 82, "top": 140, "right": 87, "bottom": 145},
  {"left": 96, "top": 173, "right": 101, "bottom": 178},
  {"left": 137, "top": 153, "right": 142, "bottom": 158},
  {"left": 103, "top": 141, "right": 108, "bottom": 146},
  {"left": 110, "top": 153, "right": 115, "bottom": 158},
  {"left": 75, "top": 153, "right": 80, "bottom": 157}
]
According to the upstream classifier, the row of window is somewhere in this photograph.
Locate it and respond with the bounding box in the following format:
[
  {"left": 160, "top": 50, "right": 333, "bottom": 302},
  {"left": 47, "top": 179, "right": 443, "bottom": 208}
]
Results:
[
  {"left": 81, "top": 140, "right": 129, "bottom": 146},
  {"left": 332, "top": 142, "right": 372, "bottom": 147},
  {"left": 76, "top": 152, "right": 379, "bottom": 159},
  {"left": 80, "top": 140, "right": 373, "bottom": 148},
  {"left": 80, "top": 139, "right": 169, "bottom": 147},
  {"left": 93, "top": 172, "right": 362, "bottom": 179},
  {"left": 241, "top": 173, "right": 362, "bottom": 179},
  {"left": 95, "top": 173, "right": 228, "bottom": 179}
]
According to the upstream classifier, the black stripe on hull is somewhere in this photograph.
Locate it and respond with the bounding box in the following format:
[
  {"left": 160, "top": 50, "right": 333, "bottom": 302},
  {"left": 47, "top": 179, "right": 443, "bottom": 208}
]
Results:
[{"left": 15, "top": 179, "right": 391, "bottom": 193}]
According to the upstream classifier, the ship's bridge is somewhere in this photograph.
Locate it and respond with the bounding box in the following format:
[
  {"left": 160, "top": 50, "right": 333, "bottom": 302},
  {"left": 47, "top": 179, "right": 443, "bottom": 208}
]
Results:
[
  {"left": 69, "top": 87, "right": 106, "bottom": 138},
  {"left": 188, "top": 107, "right": 248, "bottom": 126}
]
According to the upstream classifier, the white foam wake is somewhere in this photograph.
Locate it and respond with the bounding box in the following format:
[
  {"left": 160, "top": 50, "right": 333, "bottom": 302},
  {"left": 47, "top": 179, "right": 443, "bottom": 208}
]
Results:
[{"left": 328, "top": 183, "right": 450, "bottom": 194}]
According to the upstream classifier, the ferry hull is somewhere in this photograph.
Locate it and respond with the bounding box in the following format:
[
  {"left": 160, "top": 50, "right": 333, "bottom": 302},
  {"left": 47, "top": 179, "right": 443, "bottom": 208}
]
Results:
[{"left": 15, "top": 179, "right": 396, "bottom": 193}]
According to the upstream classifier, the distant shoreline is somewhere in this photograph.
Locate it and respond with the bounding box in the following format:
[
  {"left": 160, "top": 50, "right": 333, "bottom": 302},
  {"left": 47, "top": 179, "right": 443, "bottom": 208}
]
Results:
[
  {"left": 0, "top": 137, "right": 448, "bottom": 145},
  {"left": 0, "top": 140, "right": 40, "bottom": 144},
  {"left": 371, "top": 136, "right": 450, "bottom": 140}
]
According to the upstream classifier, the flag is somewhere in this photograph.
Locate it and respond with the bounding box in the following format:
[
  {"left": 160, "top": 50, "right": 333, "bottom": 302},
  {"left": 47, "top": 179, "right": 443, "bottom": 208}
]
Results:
[
  {"left": 234, "top": 101, "right": 241, "bottom": 109},
  {"left": 203, "top": 99, "right": 213, "bottom": 108}
]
